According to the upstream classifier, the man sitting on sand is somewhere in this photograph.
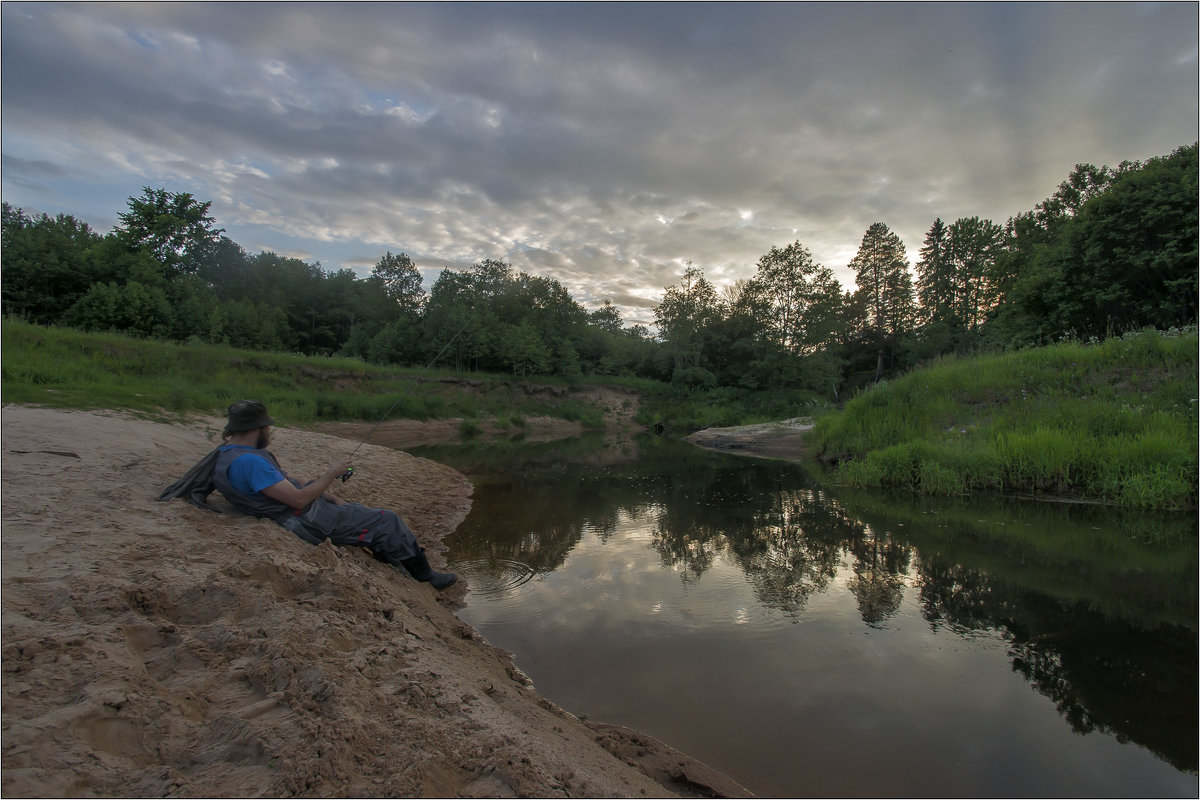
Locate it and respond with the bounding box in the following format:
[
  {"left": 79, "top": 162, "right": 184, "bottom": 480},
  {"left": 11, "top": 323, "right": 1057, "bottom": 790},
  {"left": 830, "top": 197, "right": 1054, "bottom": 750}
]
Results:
[{"left": 162, "top": 400, "right": 457, "bottom": 590}]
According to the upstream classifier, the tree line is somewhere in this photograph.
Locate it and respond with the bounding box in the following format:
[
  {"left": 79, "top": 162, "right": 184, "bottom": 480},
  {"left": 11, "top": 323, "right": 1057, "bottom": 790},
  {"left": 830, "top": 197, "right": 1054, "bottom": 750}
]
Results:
[
  {"left": 653, "top": 142, "right": 1196, "bottom": 393},
  {"left": 2, "top": 142, "right": 1194, "bottom": 395}
]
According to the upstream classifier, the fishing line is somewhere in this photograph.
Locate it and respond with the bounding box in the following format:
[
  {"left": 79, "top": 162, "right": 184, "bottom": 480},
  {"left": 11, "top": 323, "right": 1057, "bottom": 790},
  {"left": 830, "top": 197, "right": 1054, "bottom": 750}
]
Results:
[{"left": 341, "top": 315, "right": 473, "bottom": 476}]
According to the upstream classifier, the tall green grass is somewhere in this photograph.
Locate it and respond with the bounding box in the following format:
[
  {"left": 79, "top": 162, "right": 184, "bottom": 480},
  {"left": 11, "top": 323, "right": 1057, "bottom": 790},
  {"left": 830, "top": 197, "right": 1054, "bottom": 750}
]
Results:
[
  {"left": 814, "top": 327, "right": 1198, "bottom": 509},
  {"left": 0, "top": 321, "right": 608, "bottom": 428}
]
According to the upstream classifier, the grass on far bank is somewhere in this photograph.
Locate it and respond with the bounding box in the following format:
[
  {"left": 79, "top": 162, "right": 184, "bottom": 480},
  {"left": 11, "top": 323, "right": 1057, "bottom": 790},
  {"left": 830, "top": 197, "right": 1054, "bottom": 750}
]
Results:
[
  {"left": 812, "top": 327, "right": 1199, "bottom": 510},
  {"left": 0, "top": 319, "right": 831, "bottom": 436},
  {"left": 0, "top": 320, "right": 610, "bottom": 429}
]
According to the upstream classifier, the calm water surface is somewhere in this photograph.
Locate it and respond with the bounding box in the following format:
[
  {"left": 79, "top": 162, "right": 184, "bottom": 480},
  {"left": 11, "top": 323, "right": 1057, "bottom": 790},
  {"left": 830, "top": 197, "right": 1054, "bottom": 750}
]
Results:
[{"left": 415, "top": 435, "right": 1198, "bottom": 798}]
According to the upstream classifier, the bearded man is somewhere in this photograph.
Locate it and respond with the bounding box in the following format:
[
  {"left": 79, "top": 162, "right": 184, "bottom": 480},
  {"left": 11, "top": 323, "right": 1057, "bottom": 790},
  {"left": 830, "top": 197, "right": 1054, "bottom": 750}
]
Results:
[{"left": 162, "top": 400, "right": 457, "bottom": 590}]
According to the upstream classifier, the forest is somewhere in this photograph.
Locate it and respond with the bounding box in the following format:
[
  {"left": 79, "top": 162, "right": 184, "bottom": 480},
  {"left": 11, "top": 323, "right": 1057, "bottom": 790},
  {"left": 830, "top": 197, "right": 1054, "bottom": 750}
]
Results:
[{"left": 2, "top": 142, "right": 1195, "bottom": 398}]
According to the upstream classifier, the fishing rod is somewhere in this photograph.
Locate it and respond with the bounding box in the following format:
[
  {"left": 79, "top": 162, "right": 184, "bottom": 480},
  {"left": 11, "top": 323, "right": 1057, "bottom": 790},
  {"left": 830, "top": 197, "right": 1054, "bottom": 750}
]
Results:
[{"left": 339, "top": 314, "right": 473, "bottom": 480}]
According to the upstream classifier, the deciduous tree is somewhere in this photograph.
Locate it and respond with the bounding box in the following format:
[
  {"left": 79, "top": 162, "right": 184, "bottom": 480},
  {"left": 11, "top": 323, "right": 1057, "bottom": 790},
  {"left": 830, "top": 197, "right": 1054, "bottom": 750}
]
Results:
[
  {"left": 589, "top": 301, "right": 624, "bottom": 334},
  {"left": 946, "top": 216, "right": 1004, "bottom": 332},
  {"left": 1003, "top": 143, "right": 1198, "bottom": 341},
  {"left": 654, "top": 263, "right": 722, "bottom": 377},
  {"left": 748, "top": 241, "right": 818, "bottom": 354},
  {"left": 370, "top": 251, "right": 425, "bottom": 314},
  {"left": 1, "top": 204, "right": 104, "bottom": 322},
  {"left": 115, "top": 187, "right": 224, "bottom": 276}
]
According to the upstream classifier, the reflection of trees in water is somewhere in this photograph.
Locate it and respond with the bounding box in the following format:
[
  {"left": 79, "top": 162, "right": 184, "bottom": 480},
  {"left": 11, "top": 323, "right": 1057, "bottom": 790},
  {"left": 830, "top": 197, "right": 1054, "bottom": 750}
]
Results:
[
  {"left": 722, "top": 487, "right": 914, "bottom": 627},
  {"left": 733, "top": 489, "right": 850, "bottom": 617},
  {"left": 450, "top": 476, "right": 595, "bottom": 573},
  {"left": 641, "top": 478, "right": 734, "bottom": 579},
  {"left": 650, "top": 523, "right": 718, "bottom": 584},
  {"left": 916, "top": 558, "right": 1010, "bottom": 636},
  {"left": 649, "top": 469, "right": 1197, "bottom": 772},
  {"left": 846, "top": 527, "right": 912, "bottom": 627},
  {"left": 918, "top": 556, "right": 1198, "bottom": 773},
  {"left": 649, "top": 471, "right": 736, "bottom": 580},
  {"left": 651, "top": 480, "right": 918, "bottom": 625},
  {"left": 468, "top": 516, "right": 585, "bottom": 574}
]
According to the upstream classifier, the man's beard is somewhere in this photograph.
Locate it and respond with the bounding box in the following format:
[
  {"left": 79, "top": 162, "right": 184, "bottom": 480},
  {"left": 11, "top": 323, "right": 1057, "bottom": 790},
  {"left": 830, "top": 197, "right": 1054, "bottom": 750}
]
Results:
[{"left": 256, "top": 429, "right": 271, "bottom": 449}]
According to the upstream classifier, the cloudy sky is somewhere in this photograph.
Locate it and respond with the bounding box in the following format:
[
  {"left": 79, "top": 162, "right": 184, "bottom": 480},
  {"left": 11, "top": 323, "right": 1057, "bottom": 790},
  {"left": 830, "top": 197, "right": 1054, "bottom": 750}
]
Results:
[{"left": 2, "top": 3, "right": 1196, "bottom": 326}]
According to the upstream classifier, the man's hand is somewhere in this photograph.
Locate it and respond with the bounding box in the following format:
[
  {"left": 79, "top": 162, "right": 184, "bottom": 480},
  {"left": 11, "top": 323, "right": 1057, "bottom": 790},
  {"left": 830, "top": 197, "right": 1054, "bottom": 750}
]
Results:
[{"left": 328, "top": 458, "right": 353, "bottom": 480}]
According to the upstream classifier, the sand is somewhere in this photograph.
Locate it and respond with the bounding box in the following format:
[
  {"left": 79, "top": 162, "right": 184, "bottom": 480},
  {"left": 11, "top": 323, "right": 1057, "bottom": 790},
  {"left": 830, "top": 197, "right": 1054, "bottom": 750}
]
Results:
[
  {"left": 1, "top": 405, "right": 751, "bottom": 798},
  {"left": 684, "top": 419, "right": 815, "bottom": 462}
]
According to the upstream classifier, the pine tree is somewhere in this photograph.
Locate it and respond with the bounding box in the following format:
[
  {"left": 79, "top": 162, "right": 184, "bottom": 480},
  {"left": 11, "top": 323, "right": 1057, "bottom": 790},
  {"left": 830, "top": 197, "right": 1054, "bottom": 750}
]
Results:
[
  {"left": 849, "top": 222, "right": 913, "bottom": 381},
  {"left": 915, "top": 218, "right": 953, "bottom": 325}
]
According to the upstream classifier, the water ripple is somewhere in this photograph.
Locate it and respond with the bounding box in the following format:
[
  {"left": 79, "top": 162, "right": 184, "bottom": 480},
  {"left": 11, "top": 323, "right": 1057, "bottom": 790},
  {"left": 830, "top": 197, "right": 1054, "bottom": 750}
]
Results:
[{"left": 450, "top": 557, "right": 538, "bottom": 599}]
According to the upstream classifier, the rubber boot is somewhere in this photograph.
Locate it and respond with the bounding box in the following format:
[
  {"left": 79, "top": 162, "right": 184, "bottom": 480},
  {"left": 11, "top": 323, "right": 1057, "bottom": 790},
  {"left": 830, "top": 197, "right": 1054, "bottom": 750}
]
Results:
[{"left": 399, "top": 549, "right": 458, "bottom": 590}]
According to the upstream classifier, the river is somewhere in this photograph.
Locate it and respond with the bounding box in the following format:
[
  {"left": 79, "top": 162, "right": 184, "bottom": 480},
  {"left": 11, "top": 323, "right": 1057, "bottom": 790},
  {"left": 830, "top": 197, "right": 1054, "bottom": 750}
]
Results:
[{"left": 411, "top": 433, "right": 1197, "bottom": 798}]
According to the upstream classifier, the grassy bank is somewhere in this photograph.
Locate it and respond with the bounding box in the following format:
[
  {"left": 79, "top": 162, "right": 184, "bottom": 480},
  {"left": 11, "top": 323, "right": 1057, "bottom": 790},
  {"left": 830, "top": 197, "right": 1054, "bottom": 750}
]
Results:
[
  {"left": 812, "top": 327, "right": 1198, "bottom": 509},
  {"left": 1, "top": 320, "right": 831, "bottom": 434},
  {"left": 0, "top": 321, "right": 611, "bottom": 428}
]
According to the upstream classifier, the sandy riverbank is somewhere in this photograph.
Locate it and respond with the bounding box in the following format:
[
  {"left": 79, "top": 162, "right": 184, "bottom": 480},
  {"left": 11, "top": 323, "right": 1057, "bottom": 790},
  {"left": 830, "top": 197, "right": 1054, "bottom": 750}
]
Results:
[
  {"left": 684, "top": 418, "right": 816, "bottom": 462},
  {"left": 1, "top": 405, "right": 750, "bottom": 798}
]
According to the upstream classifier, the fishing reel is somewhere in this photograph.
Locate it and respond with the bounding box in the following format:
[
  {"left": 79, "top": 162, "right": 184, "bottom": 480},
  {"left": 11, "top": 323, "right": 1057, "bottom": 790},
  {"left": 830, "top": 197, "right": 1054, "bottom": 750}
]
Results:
[{"left": 338, "top": 466, "right": 355, "bottom": 483}]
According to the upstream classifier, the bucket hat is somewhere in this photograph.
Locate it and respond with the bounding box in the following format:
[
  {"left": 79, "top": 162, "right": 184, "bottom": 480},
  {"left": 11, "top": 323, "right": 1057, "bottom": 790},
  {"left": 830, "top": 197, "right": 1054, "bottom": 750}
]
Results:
[{"left": 224, "top": 400, "right": 275, "bottom": 436}]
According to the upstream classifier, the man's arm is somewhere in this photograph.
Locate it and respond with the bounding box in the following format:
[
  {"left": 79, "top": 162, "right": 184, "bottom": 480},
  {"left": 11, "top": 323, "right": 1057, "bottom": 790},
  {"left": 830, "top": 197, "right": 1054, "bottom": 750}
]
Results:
[{"left": 261, "top": 458, "right": 352, "bottom": 510}]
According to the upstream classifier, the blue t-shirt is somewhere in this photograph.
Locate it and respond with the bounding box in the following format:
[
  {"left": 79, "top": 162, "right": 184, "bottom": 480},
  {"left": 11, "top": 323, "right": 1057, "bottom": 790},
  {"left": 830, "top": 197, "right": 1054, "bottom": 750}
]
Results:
[{"left": 221, "top": 446, "right": 285, "bottom": 495}]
